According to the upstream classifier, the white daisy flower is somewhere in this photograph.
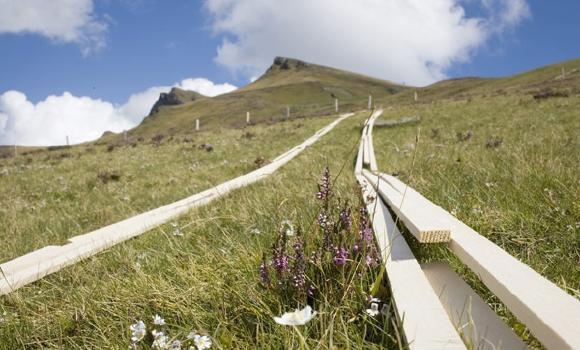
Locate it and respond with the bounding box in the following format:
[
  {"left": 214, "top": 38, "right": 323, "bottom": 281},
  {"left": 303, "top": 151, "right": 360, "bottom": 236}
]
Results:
[
  {"left": 129, "top": 320, "right": 146, "bottom": 343},
  {"left": 153, "top": 314, "right": 166, "bottom": 326},
  {"left": 273, "top": 305, "right": 317, "bottom": 326},
  {"left": 171, "top": 223, "right": 183, "bottom": 236},
  {"left": 366, "top": 303, "right": 380, "bottom": 317},
  {"left": 152, "top": 334, "right": 169, "bottom": 349},
  {"left": 380, "top": 303, "right": 389, "bottom": 315},
  {"left": 194, "top": 334, "right": 212, "bottom": 350},
  {"left": 281, "top": 220, "right": 295, "bottom": 236}
]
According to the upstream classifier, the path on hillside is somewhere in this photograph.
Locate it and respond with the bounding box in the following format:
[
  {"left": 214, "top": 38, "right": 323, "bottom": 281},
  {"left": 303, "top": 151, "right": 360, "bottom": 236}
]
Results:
[
  {"left": 0, "top": 112, "right": 354, "bottom": 295},
  {"left": 355, "top": 110, "right": 580, "bottom": 350}
]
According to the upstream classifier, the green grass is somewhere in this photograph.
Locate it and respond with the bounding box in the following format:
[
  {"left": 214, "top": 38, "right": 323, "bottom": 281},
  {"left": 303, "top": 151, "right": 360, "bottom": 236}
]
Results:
[
  {"left": 1, "top": 112, "right": 406, "bottom": 349},
  {"left": 112, "top": 58, "right": 404, "bottom": 140},
  {"left": 0, "top": 117, "right": 334, "bottom": 263},
  {"left": 372, "top": 94, "right": 579, "bottom": 348},
  {"left": 1, "top": 58, "right": 579, "bottom": 349}
]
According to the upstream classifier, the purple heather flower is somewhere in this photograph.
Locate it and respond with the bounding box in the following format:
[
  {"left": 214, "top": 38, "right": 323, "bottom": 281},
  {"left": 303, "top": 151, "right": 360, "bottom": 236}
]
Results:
[
  {"left": 339, "top": 209, "right": 352, "bottom": 230},
  {"left": 273, "top": 253, "right": 289, "bottom": 275},
  {"left": 316, "top": 167, "right": 331, "bottom": 200},
  {"left": 259, "top": 255, "right": 270, "bottom": 284},
  {"left": 307, "top": 285, "right": 317, "bottom": 297},
  {"left": 362, "top": 227, "right": 374, "bottom": 242},
  {"left": 333, "top": 246, "right": 348, "bottom": 266},
  {"left": 317, "top": 212, "right": 328, "bottom": 228},
  {"left": 353, "top": 243, "right": 360, "bottom": 253},
  {"left": 292, "top": 241, "right": 306, "bottom": 290}
]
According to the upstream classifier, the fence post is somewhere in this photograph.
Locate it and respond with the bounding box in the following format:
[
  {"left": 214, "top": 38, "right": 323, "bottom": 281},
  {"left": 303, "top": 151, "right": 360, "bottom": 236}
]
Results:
[
  {"left": 368, "top": 95, "right": 372, "bottom": 110},
  {"left": 195, "top": 119, "right": 200, "bottom": 131},
  {"left": 66, "top": 135, "right": 69, "bottom": 146},
  {"left": 414, "top": 91, "right": 418, "bottom": 102},
  {"left": 562, "top": 67, "right": 566, "bottom": 79},
  {"left": 246, "top": 111, "right": 250, "bottom": 124},
  {"left": 286, "top": 106, "right": 290, "bottom": 118},
  {"left": 335, "top": 98, "right": 338, "bottom": 113},
  {"left": 123, "top": 130, "right": 128, "bottom": 142},
  {"left": 14, "top": 145, "right": 17, "bottom": 158}
]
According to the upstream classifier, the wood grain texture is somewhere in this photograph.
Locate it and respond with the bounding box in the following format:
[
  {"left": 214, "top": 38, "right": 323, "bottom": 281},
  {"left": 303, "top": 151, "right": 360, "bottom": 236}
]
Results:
[
  {"left": 357, "top": 175, "right": 466, "bottom": 350},
  {"left": 422, "top": 262, "right": 528, "bottom": 350},
  {"left": 363, "top": 170, "right": 451, "bottom": 243}
]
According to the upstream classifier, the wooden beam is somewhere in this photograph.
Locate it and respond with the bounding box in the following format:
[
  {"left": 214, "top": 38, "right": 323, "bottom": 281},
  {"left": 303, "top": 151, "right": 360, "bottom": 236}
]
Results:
[
  {"left": 355, "top": 138, "right": 364, "bottom": 175},
  {"left": 363, "top": 170, "right": 451, "bottom": 243},
  {"left": 363, "top": 135, "right": 371, "bottom": 166},
  {"left": 422, "top": 262, "right": 528, "bottom": 350},
  {"left": 357, "top": 175, "right": 466, "bottom": 350},
  {"left": 0, "top": 113, "right": 354, "bottom": 295},
  {"left": 378, "top": 173, "right": 580, "bottom": 350}
]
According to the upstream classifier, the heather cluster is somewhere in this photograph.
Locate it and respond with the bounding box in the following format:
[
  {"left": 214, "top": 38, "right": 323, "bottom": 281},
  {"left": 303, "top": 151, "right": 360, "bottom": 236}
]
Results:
[{"left": 259, "top": 167, "right": 380, "bottom": 305}]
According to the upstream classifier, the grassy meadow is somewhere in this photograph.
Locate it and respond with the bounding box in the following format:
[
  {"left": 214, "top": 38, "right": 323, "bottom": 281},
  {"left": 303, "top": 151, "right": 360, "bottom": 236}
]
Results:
[
  {"left": 0, "top": 112, "right": 408, "bottom": 349},
  {"left": 0, "top": 116, "right": 333, "bottom": 262},
  {"left": 372, "top": 94, "right": 579, "bottom": 347},
  {"left": 1, "top": 58, "right": 579, "bottom": 349}
]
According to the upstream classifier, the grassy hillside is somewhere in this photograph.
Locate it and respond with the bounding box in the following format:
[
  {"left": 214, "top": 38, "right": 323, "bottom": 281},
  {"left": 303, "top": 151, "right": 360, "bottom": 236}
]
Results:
[
  {"left": 1, "top": 58, "right": 579, "bottom": 349},
  {"left": 386, "top": 58, "right": 580, "bottom": 104},
  {"left": 107, "top": 57, "right": 405, "bottom": 141},
  {"left": 0, "top": 117, "right": 335, "bottom": 262}
]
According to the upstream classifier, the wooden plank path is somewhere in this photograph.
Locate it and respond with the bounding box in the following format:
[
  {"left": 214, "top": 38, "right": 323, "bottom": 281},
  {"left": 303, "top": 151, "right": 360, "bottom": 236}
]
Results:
[
  {"left": 357, "top": 174, "right": 467, "bottom": 350},
  {"left": 355, "top": 110, "right": 580, "bottom": 349},
  {"left": 0, "top": 113, "right": 353, "bottom": 296},
  {"left": 356, "top": 109, "right": 466, "bottom": 349},
  {"left": 422, "top": 262, "right": 528, "bottom": 350},
  {"left": 376, "top": 173, "right": 580, "bottom": 350},
  {"left": 364, "top": 169, "right": 451, "bottom": 243}
]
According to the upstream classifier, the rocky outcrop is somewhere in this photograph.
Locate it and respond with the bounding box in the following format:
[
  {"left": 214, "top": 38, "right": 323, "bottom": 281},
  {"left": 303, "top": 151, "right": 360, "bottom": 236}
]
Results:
[
  {"left": 267, "top": 57, "right": 310, "bottom": 73},
  {"left": 149, "top": 87, "right": 206, "bottom": 115}
]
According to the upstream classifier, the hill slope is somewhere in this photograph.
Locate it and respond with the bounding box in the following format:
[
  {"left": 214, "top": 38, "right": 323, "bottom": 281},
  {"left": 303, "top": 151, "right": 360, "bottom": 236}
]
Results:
[
  {"left": 388, "top": 58, "right": 580, "bottom": 104},
  {"left": 111, "top": 57, "right": 405, "bottom": 141}
]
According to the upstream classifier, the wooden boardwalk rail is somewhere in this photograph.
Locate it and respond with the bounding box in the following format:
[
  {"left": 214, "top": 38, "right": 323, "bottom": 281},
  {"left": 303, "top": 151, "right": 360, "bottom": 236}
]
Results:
[
  {"left": 356, "top": 109, "right": 580, "bottom": 349},
  {"left": 0, "top": 113, "right": 353, "bottom": 296}
]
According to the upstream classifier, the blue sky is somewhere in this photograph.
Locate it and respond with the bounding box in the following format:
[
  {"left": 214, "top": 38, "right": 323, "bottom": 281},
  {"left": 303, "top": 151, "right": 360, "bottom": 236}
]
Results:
[{"left": 0, "top": 0, "right": 578, "bottom": 145}]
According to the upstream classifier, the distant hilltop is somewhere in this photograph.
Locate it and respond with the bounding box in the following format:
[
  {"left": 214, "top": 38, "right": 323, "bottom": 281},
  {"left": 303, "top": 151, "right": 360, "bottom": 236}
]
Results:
[{"left": 149, "top": 87, "right": 207, "bottom": 116}]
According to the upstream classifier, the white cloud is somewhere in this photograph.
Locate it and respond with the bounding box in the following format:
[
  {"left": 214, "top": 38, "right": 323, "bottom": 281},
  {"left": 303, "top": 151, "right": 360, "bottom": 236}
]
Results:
[
  {"left": 481, "top": 0, "right": 531, "bottom": 30},
  {"left": 0, "top": 0, "right": 107, "bottom": 56},
  {"left": 0, "top": 79, "right": 237, "bottom": 146},
  {"left": 204, "top": 0, "right": 530, "bottom": 86}
]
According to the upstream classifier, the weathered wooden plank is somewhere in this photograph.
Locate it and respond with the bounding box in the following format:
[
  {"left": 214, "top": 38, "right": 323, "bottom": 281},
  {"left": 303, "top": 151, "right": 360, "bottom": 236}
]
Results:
[
  {"left": 354, "top": 139, "right": 364, "bottom": 175},
  {"left": 0, "top": 113, "right": 354, "bottom": 295},
  {"left": 377, "top": 174, "right": 580, "bottom": 350},
  {"left": 363, "top": 170, "right": 451, "bottom": 243},
  {"left": 365, "top": 109, "right": 382, "bottom": 171},
  {"left": 357, "top": 175, "right": 466, "bottom": 350},
  {"left": 422, "top": 262, "right": 528, "bottom": 350},
  {"left": 375, "top": 116, "right": 421, "bottom": 128},
  {"left": 362, "top": 135, "right": 371, "bottom": 166}
]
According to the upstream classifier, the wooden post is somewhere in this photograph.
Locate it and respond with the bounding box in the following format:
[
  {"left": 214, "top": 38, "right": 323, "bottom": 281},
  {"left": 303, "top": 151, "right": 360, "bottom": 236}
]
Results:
[
  {"left": 66, "top": 135, "right": 69, "bottom": 146},
  {"left": 414, "top": 91, "right": 418, "bottom": 102},
  {"left": 123, "top": 130, "right": 128, "bottom": 142},
  {"left": 195, "top": 119, "right": 200, "bottom": 131},
  {"left": 562, "top": 67, "right": 566, "bottom": 79},
  {"left": 13, "top": 145, "right": 17, "bottom": 157},
  {"left": 286, "top": 106, "right": 290, "bottom": 118},
  {"left": 368, "top": 95, "right": 372, "bottom": 110},
  {"left": 335, "top": 98, "right": 338, "bottom": 113},
  {"left": 246, "top": 111, "right": 250, "bottom": 124}
]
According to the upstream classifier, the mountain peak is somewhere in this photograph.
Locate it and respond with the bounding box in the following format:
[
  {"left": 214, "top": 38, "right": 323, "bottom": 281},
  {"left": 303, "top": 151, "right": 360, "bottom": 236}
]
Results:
[
  {"left": 268, "top": 56, "right": 310, "bottom": 72},
  {"left": 148, "top": 87, "right": 206, "bottom": 116}
]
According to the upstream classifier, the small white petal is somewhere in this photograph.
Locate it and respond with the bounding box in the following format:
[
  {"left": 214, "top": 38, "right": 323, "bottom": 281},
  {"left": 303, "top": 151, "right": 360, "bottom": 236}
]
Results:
[{"left": 274, "top": 305, "right": 317, "bottom": 326}]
